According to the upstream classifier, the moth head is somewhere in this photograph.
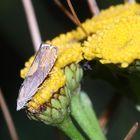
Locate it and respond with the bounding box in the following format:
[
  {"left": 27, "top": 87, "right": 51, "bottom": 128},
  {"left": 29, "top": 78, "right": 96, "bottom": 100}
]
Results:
[{"left": 16, "top": 98, "right": 26, "bottom": 111}]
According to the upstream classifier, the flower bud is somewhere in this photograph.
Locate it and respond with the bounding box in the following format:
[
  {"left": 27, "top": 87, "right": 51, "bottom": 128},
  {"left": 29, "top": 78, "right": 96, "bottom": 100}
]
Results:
[{"left": 26, "top": 63, "right": 83, "bottom": 125}]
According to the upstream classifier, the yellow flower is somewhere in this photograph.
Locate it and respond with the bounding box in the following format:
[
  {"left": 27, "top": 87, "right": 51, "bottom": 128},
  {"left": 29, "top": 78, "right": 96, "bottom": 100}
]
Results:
[
  {"left": 20, "top": 56, "right": 66, "bottom": 112},
  {"left": 20, "top": 2, "right": 140, "bottom": 112},
  {"left": 83, "top": 15, "right": 140, "bottom": 68},
  {"left": 47, "top": 2, "right": 140, "bottom": 49},
  {"left": 27, "top": 67, "right": 65, "bottom": 112},
  {"left": 82, "top": 2, "right": 140, "bottom": 35},
  {"left": 47, "top": 2, "right": 140, "bottom": 69},
  {"left": 54, "top": 43, "right": 83, "bottom": 68}
]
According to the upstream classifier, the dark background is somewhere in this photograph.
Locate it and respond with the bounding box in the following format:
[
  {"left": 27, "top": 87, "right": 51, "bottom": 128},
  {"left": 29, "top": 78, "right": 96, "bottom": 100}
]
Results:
[{"left": 0, "top": 0, "right": 140, "bottom": 140}]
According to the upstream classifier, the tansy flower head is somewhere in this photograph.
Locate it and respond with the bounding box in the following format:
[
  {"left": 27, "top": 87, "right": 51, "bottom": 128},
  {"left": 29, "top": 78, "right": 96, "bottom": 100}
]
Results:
[
  {"left": 20, "top": 1, "right": 140, "bottom": 118},
  {"left": 83, "top": 15, "right": 140, "bottom": 68},
  {"left": 17, "top": 2, "right": 140, "bottom": 139},
  {"left": 27, "top": 67, "right": 66, "bottom": 112},
  {"left": 81, "top": 2, "right": 140, "bottom": 35},
  {"left": 51, "top": 42, "right": 83, "bottom": 68}
]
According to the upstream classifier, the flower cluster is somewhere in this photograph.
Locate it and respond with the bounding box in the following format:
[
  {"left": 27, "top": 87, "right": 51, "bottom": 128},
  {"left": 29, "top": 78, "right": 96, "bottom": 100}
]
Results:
[
  {"left": 83, "top": 15, "right": 140, "bottom": 67},
  {"left": 20, "top": 2, "right": 140, "bottom": 113}
]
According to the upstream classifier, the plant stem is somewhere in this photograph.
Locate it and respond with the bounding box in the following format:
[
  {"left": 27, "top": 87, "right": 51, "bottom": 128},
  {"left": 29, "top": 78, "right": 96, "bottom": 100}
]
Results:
[
  {"left": 80, "top": 92, "right": 106, "bottom": 138},
  {"left": 0, "top": 89, "right": 19, "bottom": 140},
  {"left": 58, "top": 116, "right": 85, "bottom": 140},
  {"left": 123, "top": 122, "right": 139, "bottom": 140},
  {"left": 22, "top": 0, "right": 42, "bottom": 52},
  {"left": 71, "top": 91, "right": 106, "bottom": 140},
  {"left": 66, "top": 0, "right": 88, "bottom": 36},
  {"left": 87, "top": 0, "right": 100, "bottom": 15}
]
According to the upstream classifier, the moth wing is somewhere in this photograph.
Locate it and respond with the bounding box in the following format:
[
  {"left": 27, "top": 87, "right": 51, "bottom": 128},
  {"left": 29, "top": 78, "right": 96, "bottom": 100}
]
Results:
[
  {"left": 17, "top": 44, "right": 58, "bottom": 110},
  {"left": 38, "top": 45, "right": 58, "bottom": 79},
  {"left": 18, "top": 44, "right": 58, "bottom": 103}
]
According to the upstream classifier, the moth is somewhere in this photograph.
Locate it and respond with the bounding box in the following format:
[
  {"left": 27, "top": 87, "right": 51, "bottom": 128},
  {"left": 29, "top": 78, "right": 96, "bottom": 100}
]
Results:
[{"left": 17, "top": 43, "right": 58, "bottom": 111}]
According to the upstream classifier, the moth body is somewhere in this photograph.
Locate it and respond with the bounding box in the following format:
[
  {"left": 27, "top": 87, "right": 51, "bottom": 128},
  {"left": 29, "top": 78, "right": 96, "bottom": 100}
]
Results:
[{"left": 17, "top": 44, "right": 58, "bottom": 111}]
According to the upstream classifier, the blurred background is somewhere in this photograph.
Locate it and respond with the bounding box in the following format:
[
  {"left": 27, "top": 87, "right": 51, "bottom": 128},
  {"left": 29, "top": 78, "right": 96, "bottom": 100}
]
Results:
[{"left": 0, "top": 0, "right": 140, "bottom": 140}]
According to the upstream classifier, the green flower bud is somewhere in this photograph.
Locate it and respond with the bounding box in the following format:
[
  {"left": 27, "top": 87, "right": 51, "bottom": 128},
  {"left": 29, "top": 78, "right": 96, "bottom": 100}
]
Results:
[{"left": 26, "top": 63, "right": 83, "bottom": 126}]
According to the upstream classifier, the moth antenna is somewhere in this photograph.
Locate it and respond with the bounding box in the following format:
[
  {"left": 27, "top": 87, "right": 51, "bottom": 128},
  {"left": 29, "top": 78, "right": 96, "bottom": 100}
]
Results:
[
  {"left": 66, "top": 0, "right": 88, "bottom": 36},
  {"left": 123, "top": 122, "right": 139, "bottom": 140},
  {"left": 54, "top": 0, "right": 77, "bottom": 25},
  {"left": 87, "top": 0, "right": 100, "bottom": 15}
]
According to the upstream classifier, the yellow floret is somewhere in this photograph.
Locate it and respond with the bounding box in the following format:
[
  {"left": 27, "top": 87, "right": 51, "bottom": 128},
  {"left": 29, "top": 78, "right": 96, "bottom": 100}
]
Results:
[
  {"left": 27, "top": 68, "right": 65, "bottom": 112},
  {"left": 55, "top": 43, "right": 84, "bottom": 68},
  {"left": 83, "top": 15, "right": 140, "bottom": 67},
  {"left": 82, "top": 2, "right": 140, "bottom": 36},
  {"left": 47, "top": 2, "right": 140, "bottom": 47}
]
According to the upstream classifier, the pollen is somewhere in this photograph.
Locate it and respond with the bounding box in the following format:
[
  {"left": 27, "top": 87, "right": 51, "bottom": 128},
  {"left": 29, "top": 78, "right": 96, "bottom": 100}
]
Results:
[
  {"left": 83, "top": 15, "right": 140, "bottom": 67},
  {"left": 55, "top": 43, "right": 83, "bottom": 68},
  {"left": 27, "top": 68, "right": 65, "bottom": 112}
]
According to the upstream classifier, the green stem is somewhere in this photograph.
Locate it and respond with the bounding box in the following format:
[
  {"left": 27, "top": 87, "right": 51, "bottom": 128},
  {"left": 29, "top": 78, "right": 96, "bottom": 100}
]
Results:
[
  {"left": 57, "top": 116, "right": 85, "bottom": 140},
  {"left": 80, "top": 92, "right": 107, "bottom": 140},
  {"left": 71, "top": 92, "right": 107, "bottom": 140}
]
